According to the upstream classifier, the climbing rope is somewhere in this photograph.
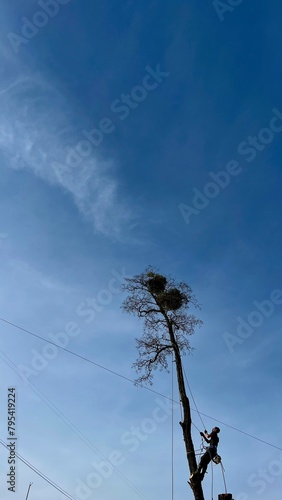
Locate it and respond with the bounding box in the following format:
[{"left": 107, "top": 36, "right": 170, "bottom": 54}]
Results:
[
  {"left": 182, "top": 367, "right": 209, "bottom": 467},
  {"left": 181, "top": 364, "right": 229, "bottom": 500},
  {"left": 211, "top": 460, "right": 214, "bottom": 500},
  {"left": 220, "top": 462, "right": 228, "bottom": 494},
  {"left": 191, "top": 421, "right": 202, "bottom": 433},
  {"left": 183, "top": 367, "right": 206, "bottom": 431}
]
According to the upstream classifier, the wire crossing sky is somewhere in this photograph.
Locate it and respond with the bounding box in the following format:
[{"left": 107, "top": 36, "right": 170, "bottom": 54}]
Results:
[
  {"left": 1, "top": 318, "right": 280, "bottom": 453},
  {"left": 0, "top": 1, "right": 282, "bottom": 499}
]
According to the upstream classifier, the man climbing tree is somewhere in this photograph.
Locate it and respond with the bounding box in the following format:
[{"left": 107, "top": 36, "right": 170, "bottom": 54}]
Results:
[
  {"left": 122, "top": 267, "right": 205, "bottom": 500},
  {"left": 193, "top": 427, "right": 220, "bottom": 481}
]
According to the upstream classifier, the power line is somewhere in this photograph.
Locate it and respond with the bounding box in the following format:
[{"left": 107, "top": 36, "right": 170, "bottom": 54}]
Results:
[
  {"left": 0, "top": 351, "right": 150, "bottom": 500},
  {"left": 183, "top": 366, "right": 206, "bottom": 430},
  {"left": 0, "top": 439, "right": 77, "bottom": 500},
  {"left": 25, "top": 482, "right": 33, "bottom": 500},
  {"left": 1, "top": 316, "right": 281, "bottom": 453},
  {"left": 198, "top": 412, "right": 282, "bottom": 451},
  {"left": 0, "top": 316, "right": 170, "bottom": 401}
]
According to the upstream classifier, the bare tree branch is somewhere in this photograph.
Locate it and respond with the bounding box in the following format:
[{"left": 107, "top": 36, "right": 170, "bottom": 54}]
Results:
[{"left": 121, "top": 267, "right": 205, "bottom": 499}]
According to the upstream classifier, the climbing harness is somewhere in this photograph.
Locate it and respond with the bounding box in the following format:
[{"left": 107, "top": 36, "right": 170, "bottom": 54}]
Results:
[
  {"left": 180, "top": 365, "right": 232, "bottom": 499},
  {"left": 212, "top": 453, "right": 222, "bottom": 465}
]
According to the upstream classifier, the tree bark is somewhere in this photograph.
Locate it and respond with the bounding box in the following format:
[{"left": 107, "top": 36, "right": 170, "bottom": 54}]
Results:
[
  {"left": 168, "top": 324, "right": 205, "bottom": 500},
  {"left": 123, "top": 271, "right": 205, "bottom": 500}
]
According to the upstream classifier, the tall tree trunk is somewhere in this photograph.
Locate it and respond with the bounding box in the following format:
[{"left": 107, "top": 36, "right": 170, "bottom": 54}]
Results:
[{"left": 169, "top": 326, "right": 205, "bottom": 500}]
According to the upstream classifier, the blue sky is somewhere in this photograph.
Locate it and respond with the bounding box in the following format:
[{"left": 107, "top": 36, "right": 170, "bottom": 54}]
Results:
[{"left": 0, "top": 0, "right": 282, "bottom": 498}]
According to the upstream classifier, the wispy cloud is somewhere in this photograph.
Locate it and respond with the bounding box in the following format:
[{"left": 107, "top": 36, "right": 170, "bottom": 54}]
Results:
[
  {"left": 7, "top": 258, "right": 76, "bottom": 293},
  {"left": 0, "top": 74, "right": 133, "bottom": 238}
]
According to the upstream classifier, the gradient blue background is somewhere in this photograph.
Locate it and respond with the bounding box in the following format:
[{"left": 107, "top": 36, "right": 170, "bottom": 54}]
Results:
[{"left": 0, "top": 1, "right": 282, "bottom": 499}]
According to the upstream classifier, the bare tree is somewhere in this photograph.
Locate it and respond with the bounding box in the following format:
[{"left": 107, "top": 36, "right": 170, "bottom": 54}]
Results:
[{"left": 122, "top": 267, "right": 205, "bottom": 500}]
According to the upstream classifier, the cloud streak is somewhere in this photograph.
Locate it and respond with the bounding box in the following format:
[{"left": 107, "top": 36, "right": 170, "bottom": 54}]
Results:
[{"left": 0, "top": 74, "right": 133, "bottom": 238}]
